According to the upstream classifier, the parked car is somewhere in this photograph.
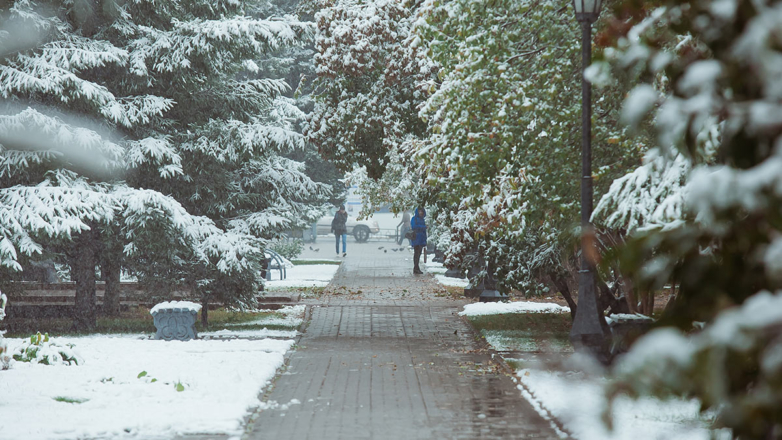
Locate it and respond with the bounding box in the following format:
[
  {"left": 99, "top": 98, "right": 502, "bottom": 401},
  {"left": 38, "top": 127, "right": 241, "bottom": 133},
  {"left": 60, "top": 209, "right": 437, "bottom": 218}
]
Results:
[{"left": 316, "top": 210, "right": 380, "bottom": 243}]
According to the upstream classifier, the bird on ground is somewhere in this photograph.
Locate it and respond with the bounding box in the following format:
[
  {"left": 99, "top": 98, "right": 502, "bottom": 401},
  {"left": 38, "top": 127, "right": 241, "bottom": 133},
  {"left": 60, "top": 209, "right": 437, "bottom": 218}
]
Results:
[
  {"left": 313, "top": 248, "right": 319, "bottom": 252},
  {"left": 392, "top": 249, "right": 398, "bottom": 252},
  {"left": 384, "top": 250, "right": 387, "bottom": 253},
  {"left": 378, "top": 246, "right": 384, "bottom": 250},
  {"left": 309, "top": 246, "right": 314, "bottom": 250}
]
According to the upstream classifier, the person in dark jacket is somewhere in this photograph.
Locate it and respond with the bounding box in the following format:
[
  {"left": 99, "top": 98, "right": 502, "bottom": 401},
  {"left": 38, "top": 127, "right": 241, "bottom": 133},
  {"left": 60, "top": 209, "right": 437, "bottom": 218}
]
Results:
[
  {"left": 331, "top": 204, "right": 348, "bottom": 257},
  {"left": 410, "top": 207, "right": 427, "bottom": 274}
]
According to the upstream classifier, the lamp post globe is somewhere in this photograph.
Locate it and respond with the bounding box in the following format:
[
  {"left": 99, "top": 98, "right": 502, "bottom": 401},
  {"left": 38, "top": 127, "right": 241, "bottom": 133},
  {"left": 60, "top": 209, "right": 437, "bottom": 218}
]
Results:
[
  {"left": 573, "top": 0, "right": 603, "bottom": 23},
  {"left": 568, "top": 0, "right": 609, "bottom": 361}
]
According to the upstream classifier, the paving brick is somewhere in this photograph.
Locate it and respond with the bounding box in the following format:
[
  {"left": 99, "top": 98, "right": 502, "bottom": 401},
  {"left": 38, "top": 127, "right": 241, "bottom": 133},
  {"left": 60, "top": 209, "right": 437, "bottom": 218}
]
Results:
[{"left": 245, "top": 243, "right": 561, "bottom": 440}]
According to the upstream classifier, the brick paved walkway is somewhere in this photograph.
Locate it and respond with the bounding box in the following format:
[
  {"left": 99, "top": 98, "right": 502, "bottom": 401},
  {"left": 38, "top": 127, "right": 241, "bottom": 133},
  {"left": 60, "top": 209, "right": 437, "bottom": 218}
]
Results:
[{"left": 246, "top": 242, "right": 560, "bottom": 439}]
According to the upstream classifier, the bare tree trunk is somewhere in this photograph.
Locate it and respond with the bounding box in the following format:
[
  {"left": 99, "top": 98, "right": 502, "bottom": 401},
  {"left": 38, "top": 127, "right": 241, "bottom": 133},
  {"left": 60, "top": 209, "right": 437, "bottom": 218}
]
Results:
[
  {"left": 70, "top": 231, "right": 98, "bottom": 331},
  {"left": 620, "top": 276, "right": 637, "bottom": 313},
  {"left": 647, "top": 290, "right": 655, "bottom": 315},
  {"left": 201, "top": 293, "right": 209, "bottom": 328},
  {"left": 597, "top": 279, "right": 629, "bottom": 314},
  {"left": 102, "top": 257, "right": 121, "bottom": 316},
  {"left": 638, "top": 290, "right": 655, "bottom": 315},
  {"left": 662, "top": 280, "right": 677, "bottom": 317},
  {"left": 550, "top": 272, "right": 577, "bottom": 319}
]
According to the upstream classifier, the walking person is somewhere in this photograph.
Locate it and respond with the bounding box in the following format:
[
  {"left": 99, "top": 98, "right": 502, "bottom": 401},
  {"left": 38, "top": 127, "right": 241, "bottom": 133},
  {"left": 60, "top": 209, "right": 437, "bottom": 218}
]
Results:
[
  {"left": 410, "top": 207, "right": 427, "bottom": 274},
  {"left": 331, "top": 204, "right": 348, "bottom": 257},
  {"left": 397, "top": 210, "right": 411, "bottom": 245}
]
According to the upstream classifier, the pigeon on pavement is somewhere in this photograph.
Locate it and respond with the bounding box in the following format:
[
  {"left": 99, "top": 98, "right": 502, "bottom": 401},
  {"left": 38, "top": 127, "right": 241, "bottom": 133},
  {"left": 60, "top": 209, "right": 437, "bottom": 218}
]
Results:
[
  {"left": 378, "top": 246, "right": 384, "bottom": 250},
  {"left": 309, "top": 246, "right": 314, "bottom": 250}
]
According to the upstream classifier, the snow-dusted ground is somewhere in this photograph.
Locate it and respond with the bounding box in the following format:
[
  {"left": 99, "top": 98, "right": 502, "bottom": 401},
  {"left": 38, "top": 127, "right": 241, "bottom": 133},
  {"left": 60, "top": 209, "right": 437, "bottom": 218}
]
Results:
[
  {"left": 226, "top": 305, "right": 306, "bottom": 328},
  {"left": 460, "top": 301, "right": 569, "bottom": 316},
  {"left": 0, "top": 334, "right": 293, "bottom": 439},
  {"left": 264, "top": 264, "right": 339, "bottom": 288},
  {"left": 200, "top": 328, "right": 298, "bottom": 339},
  {"left": 425, "top": 261, "right": 470, "bottom": 287},
  {"left": 461, "top": 301, "right": 726, "bottom": 440},
  {"left": 515, "top": 369, "right": 729, "bottom": 440}
]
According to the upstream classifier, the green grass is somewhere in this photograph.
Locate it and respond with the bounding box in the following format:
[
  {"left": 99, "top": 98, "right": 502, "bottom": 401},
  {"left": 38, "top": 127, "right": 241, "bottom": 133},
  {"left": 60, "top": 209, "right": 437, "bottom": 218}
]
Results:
[
  {"left": 467, "top": 312, "right": 573, "bottom": 353},
  {"left": 505, "top": 359, "right": 522, "bottom": 370},
  {"left": 53, "top": 396, "right": 89, "bottom": 404},
  {"left": 2, "top": 307, "right": 278, "bottom": 338},
  {"left": 290, "top": 260, "right": 342, "bottom": 265},
  {"left": 467, "top": 312, "right": 571, "bottom": 333}
]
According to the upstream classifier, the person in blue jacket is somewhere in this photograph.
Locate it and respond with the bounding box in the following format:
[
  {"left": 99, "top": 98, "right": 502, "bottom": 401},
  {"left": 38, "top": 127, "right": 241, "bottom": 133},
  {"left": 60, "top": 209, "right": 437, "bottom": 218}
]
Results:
[{"left": 410, "top": 207, "right": 427, "bottom": 274}]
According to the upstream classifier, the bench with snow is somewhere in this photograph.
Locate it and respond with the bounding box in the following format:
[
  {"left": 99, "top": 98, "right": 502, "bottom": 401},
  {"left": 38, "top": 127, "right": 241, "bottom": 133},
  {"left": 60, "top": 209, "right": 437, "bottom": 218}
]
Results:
[{"left": 150, "top": 301, "right": 202, "bottom": 341}]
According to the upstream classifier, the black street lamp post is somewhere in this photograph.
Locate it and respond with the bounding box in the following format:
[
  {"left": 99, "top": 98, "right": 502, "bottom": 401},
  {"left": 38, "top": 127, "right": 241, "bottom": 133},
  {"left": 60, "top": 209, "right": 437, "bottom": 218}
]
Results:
[{"left": 569, "top": 0, "right": 609, "bottom": 359}]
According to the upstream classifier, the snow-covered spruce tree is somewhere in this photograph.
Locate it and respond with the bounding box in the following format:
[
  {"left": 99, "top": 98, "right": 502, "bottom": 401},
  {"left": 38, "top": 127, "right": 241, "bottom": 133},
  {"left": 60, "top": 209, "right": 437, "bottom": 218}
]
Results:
[
  {"left": 0, "top": 0, "right": 135, "bottom": 329},
  {"left": 306, "top": 0, "right": 434, "bottom": 181},
  {"left": 411, "top": 0, "right": 644, "bottom": 309},
  {"left": 101, "top": 0, "right": 327, "bottom": 324},
  {"left": 0, "top": 0, "right": 325, "bottom": 328},
  {"left": 594, "top": 0, "right": 782, "bottom": 436}
]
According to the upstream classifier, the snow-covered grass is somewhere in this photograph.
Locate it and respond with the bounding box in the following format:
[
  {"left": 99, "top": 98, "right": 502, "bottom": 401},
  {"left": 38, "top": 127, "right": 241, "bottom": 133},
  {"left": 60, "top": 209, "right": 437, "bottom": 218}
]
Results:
[
  {"left": 425, "top": 261, "right": 470, "bottom": 287},
  {"left": 225, "top": 305, "right": 305, "bottom": 329},
  {"left": 460, "top": 301, "right": 570, "bottom": 316},
  {"left": 458, "top": 301, "right": 726, "bottom": 440},
  {"left": 264, "top": 263, "right": 339, "bottom": 289},
  {"left": 515, "top": 368, "right": 728, "bottom": 440},
  {"left": 435, "top": 274, "right": 469, "bottom": 287},
  {"left": 0, "top": 334, "right": 293, "bottom": 439},
  {"left": 200, "top": 328, "right": 297, "bottom": 339}
]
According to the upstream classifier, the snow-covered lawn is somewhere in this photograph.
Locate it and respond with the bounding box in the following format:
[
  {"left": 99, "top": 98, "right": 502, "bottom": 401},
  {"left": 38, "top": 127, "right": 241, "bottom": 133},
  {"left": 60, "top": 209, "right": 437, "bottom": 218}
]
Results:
[
  {"left": 516, "top": 368, "right": 729, "bottom": 440},
  {"left": 460, "top": 301, "right": 726, "bottom": 440},
  {"left": 0, "top": 334, "right": 294, "bottom": 439},
  {"left": 460, "top": 300, "right": 569, "bottom": 315},
  {"left": 225, "top": 305, "right": 306, "bottom": 329},
  {"left": 425, "top": 261, "right": 470, "bottom": 287},
  {"left": 265, "top": 263, "right": 339, "bottom": 289}
]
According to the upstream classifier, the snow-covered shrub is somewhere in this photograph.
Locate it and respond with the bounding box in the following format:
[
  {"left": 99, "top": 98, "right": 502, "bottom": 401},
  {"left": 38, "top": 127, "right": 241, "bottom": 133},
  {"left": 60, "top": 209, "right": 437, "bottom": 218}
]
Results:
[
  {"left": 595, "top": 0, "right": 782, "bottom": 437},
  {"left": 12, "top": 333, "right": 82, "bottom": 366},
  {"left": 608, "top": 291, "right": 782, "bottom": 436},
  {"left": 268, "top": 239, "right": 303, "bottom": 260}
]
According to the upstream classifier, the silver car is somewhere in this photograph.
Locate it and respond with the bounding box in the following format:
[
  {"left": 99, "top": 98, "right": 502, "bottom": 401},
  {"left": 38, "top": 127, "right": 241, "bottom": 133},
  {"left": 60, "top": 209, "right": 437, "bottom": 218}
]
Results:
[{"left": 316, "top": 210, "right": 380, "bottom": 243}]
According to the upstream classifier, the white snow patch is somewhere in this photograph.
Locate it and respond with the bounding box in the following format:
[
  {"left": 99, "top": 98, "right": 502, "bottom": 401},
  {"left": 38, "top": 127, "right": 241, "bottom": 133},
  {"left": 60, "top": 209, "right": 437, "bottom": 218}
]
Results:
[
  {"left": 149, "top": 300, "right": 202, "bottom": 314},
  {"left": 265, "top": 264, "right": 339, "bottom": 288},
  {"left": 516, "top": 369, "right": 729, "bottom": 440},
  {"left": 0, "top": 334, "right": 293, "bottom": 439},
  {"left": 227, "top": 305, "right": 306, "bottom": 328},
  {"left": 435, "top": 274, "right": 470, "bottom": 287},
  {"left": 200, "top": 328, "right": 298, "bottom": 339},
  {"left": 460, "top": 301, "right": 570, "bottom": 316}
]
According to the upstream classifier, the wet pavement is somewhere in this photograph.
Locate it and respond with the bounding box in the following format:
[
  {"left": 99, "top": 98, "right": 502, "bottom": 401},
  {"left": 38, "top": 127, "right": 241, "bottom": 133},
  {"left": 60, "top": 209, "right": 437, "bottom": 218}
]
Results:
[{"left": 245, "top": 242, "right": 561, "bottom": 439}]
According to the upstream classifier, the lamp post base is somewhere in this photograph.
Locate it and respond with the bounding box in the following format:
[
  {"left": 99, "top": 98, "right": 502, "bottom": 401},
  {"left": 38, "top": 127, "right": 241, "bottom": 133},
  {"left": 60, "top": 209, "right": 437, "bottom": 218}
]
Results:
[
  {"left": 479, "top": 289, "right": 507, "bottom": 302},
  {"left": 569, "top": 332, "right": 610, "bottom": 364}
]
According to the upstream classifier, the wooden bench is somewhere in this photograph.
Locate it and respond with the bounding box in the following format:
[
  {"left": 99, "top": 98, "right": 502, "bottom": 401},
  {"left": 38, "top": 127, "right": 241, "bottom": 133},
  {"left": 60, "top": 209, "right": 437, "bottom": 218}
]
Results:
[{"left": 5, "top": 282, "right": 193, "bottom": 318}]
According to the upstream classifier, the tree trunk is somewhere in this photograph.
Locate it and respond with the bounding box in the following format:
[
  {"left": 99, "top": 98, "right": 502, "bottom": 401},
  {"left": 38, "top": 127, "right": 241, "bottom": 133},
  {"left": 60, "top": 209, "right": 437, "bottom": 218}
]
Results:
[
  {"left": 201, "top": 294, "right": 209, "bottom": 328},
  {"left": 620, "top": 276, "right": 637, "bottom": 313},
  {"left": 597, "top": 279, "right": 629, "bottom": 314},
  {"left": 550, "top": 272, "right": 577, "bottom": 319},
  {"left": 70, "top": 231, "right": 98, "bottom": 332},
  {"left": 101, "top": 256, "right": 121, "bottom": 316},
  {"left": 638, "top": 290, "right": 655, "bottom": 315}
]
